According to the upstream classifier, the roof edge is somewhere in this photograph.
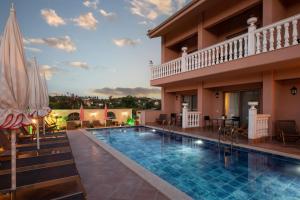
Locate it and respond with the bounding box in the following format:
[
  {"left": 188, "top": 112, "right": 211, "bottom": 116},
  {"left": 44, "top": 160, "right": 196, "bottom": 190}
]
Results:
[{"left": 147, "top": 0, "right": 206, "bottom": 38}]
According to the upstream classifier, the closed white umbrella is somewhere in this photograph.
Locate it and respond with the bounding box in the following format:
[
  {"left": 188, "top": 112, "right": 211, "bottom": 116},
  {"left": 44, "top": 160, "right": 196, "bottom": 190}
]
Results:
[
  {"left": 28, "top": 57, "right": 46, "bottom": 149},
  {"left": 0, "top": 4, "right": 30, "bottom": 196},
  {"left": 40, "top": 68, "right": 51, "bottom": 135}
]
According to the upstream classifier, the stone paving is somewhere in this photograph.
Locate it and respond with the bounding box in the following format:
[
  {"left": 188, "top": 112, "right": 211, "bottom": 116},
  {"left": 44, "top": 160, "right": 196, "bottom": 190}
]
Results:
[{"left": 67, "top": 130, "right": 169, "bottom": 200}]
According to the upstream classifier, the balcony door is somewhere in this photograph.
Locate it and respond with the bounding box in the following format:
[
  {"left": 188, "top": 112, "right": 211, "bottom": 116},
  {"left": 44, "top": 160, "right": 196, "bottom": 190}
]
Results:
[
  {"left": 182, "top": 95, "right": 197, "bottom": 111},
  {"left": 224, "top": 90, "right": 261, "bottom": 126}
]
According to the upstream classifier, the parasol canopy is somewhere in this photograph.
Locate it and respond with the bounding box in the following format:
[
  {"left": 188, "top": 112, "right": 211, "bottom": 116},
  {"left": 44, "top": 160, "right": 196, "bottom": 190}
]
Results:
[{"left": 0, "top": 4, "right": 30, "bottom": 129}]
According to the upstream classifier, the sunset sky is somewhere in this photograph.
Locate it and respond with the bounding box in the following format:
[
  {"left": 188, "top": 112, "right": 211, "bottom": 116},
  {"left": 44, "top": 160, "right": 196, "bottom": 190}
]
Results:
[{"left": 0, "top": 0, "right": 188, "bottom": 98}]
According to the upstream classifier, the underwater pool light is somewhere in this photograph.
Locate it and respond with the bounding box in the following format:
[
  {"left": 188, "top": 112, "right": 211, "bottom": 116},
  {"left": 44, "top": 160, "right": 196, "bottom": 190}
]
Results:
[{"left": 194, "top": 140, "right": 203, "bottom": 145}]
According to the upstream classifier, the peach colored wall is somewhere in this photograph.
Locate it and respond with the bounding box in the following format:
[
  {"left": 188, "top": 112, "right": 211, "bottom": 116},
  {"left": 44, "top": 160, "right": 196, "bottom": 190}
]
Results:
[
  {"left": 263, "top": 0, "right": 285, "bottom": 25},
  {"left": 137, "top": 110, "right": 162, "bottom": 125},
  {"left": 262, "top": 71, "right": 277, "bottom": 135},
  {"left": 161, "top": 88, "right": 176, "bottom": 114},
  {"left": 275, "top": 79, "right": 300, "bottom": 129},
  {"left": 263, "top": 0, "right": 300, "bottom": 26},
  {"left": 286, "top": 1, "right": 300, "bottom": 17},
  {"left": 49, "top": 109, "right": 132, "bottom": 127},
  {"left": 158, "top": 0, "right": 300, "bottom": 65}
]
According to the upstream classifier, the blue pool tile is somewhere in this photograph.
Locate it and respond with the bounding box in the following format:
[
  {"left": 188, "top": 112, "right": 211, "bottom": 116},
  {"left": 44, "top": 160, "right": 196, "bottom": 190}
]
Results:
[{"left": 90, "top": 127, "right": 300, "bottom": 200}]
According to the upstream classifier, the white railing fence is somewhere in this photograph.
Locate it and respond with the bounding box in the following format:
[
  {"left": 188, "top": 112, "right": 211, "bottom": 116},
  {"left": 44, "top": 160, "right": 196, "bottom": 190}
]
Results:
[
  {"left": 254, "top": 14, "right": 300, "bottom": 54},
  {"left": 150, "top": 14, "right": 300, "bottom": 80},
  {"left": 182, "top": 103, "right": 201, "bottom": 128},
  {"left": 256, "top": 114, "right": 271, "bottom": 138},
  {"left": 248, "top": 102, "right": 270, "bottom": 141}
]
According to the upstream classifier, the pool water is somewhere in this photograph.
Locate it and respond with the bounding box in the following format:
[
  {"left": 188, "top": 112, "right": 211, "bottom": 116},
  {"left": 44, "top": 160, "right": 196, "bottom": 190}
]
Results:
[{"left": 90, "top": 127, "right": 300, "bottom": 200}]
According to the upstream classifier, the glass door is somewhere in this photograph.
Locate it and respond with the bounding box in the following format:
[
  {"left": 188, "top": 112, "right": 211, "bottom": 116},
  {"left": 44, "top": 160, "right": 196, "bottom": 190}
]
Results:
[
  {"left": 182, "top": 95, "right": 197, "bottom": 111},
  {"left": 240, "top": 90, "right": 261, "bottom": 126},
  {"left": 224, "top": 90, "right": 261, "bottom": 127},
  {"left": 224, "top": 92, "right": 240, "bottom": 118}
]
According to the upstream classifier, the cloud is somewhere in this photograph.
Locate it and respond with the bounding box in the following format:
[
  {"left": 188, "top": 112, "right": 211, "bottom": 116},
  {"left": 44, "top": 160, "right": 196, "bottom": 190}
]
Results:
[
  {"left": 92, "top": 87, "right": 161, "bottom": 97},
  {"left": 24, "top": 36, "right": 76, "bottom": 52},
  {"left": 72, "top": 12, "right": 98, "bottom": 30},
  {"left": 99, "top": 9, "right": 116, "bottom": 20},
  {"left": 24, "top": 46, "right": 42, "bottom": 53},
  {"left": 65, "top": 61, "right": 89, "bottom": 69},
  {"left": 40, "top": 65, "right": 60, "bottom": 80},
  {"left": 129, "top": 0, "right": 186, "bottom": 20},
  {"left": 112, "top": 38, "right": 141, "bottom": 47},
  {"left": 83, "top": 0, "right": 99, "bottom": 9},
  {"left": 41, "top": 9, "right": 66, "bottom": 27}
]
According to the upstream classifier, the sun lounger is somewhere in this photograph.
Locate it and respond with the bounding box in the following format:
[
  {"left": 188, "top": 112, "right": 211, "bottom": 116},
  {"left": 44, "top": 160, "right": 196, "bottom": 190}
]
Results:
[
  {"left": 17, "top": 142, "right": 69, "bottom": 153},
  {"left": 0, "top": 129, "right": 86, "bottom": 200},
  {"left": 18, "top": 137, "right": 67, "bottom": 146},
  {"left": 0, "top": 163, "right": 83, "bottom": 193},
  {"left": 1, "top": 182, "right": 86, "bottom": 200},
  {"left": 0, "top": 152, "right": 74, "bottom": 174},
  {"left": 276, "top": 120, "right": 300, "bottom": 145},
  {"left": 156, "top": 114, "right": 168, "bottom": 125}
]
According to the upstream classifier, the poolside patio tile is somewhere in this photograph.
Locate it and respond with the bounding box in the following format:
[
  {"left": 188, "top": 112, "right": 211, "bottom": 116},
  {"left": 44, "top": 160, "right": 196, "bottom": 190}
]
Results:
[{"left": 67, "top": 130, "right": 169, "bottom": 200}]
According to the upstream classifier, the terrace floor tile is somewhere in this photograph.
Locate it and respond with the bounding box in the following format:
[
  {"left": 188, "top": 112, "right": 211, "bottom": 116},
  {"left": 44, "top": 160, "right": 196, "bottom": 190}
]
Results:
[{"left": 67, "top": 130, "right": 169, "bottom": 200}]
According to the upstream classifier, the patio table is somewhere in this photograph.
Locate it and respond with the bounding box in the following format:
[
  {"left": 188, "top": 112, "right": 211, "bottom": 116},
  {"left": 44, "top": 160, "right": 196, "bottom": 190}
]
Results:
[{"left": 211, "top": 118, "right": 234, "bottom": 128}]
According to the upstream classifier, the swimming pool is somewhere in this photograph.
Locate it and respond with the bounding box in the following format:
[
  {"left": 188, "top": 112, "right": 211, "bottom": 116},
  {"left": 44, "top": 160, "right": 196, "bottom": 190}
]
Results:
[{"left": 89, "top": 127, "right": 300, "bottom": 200}]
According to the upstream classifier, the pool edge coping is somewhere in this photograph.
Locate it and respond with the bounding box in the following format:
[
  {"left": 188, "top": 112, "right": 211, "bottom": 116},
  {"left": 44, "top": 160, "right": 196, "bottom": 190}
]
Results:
[
  {"left": 145, "top": 125, "right": 300, "bottom": 160},
  {"left": 79, "top": 129, "right": 193, "bottom": 200}
]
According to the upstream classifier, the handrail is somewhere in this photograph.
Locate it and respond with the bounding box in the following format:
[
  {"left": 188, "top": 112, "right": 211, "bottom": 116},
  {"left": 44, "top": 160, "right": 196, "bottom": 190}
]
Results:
[{"left": 150, "top": 14, "right": 300, "bottom": 80}]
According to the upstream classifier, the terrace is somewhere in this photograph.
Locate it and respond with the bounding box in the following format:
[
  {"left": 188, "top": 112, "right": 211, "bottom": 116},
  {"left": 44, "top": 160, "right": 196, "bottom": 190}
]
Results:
[
  {"left": 146, "top": 123, "right": 300, "bottom": 159},
  {"left": 150, "top": 14, "right": 300, "bottom": 85}
]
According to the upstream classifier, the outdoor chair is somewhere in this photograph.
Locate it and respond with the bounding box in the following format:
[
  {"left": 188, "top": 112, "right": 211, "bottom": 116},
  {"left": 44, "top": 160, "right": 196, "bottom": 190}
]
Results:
[
  {"left": 92, "top": 120, "right": 103, "bottom": 128},
  {"left": 66, "top": 121, "right": 77, "bottom": 130},
  {"left": 170, "top": 113, "right": 177, "bottom": 126},
  {"left": 155, "top": 114, "right": 168, "bottom": 125},
  {"left": 204, "top": 116, "right": 213, "bottom": 129},
  {"left": 231, "top": 116, "right": 240, "bottom": 128},
  {"left": 276, "top": 120, "right": 300, "bottom": 145},
  {"left": 81, "top": 121, "right": 90, "bottom": 128}
]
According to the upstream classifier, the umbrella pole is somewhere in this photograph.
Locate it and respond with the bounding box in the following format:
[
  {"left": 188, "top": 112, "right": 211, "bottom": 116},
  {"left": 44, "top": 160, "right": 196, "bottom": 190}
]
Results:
[
  {"left": 43, "top": 118, "right": 46, "bottom": 135},
  {"left": 11, "top": 130, "right": 16, "bottom": 200},
  {"left": 37, "top": 120, "right": 40, "bottom": 149}
]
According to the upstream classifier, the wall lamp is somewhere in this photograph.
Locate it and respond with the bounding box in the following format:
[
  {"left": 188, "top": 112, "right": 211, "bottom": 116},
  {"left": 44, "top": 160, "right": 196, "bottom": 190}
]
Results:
[{"left": 290, "top": 86, "right": 297, "bottom": 96}]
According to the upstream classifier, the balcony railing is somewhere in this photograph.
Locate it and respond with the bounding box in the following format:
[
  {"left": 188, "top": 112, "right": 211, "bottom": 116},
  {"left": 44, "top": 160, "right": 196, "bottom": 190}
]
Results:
[
  {"left": 182, "top": 103, "right": 201, "bottom": 128},
  {"left": 151, "top": 14, "right": 300, "bottom": 80}
]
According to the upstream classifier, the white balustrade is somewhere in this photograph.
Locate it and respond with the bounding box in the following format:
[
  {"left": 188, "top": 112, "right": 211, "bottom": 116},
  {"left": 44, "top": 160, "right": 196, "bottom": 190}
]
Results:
[
  {"left": 254, "top": 14, "right": 300, "bottom": 54},
  {"left": 182, "top": 103, "right": 201, "bottom": 128},
  {"left": 150, "top": 14, "right": 300, "bottom": 80},
  {"left": 186, "top": 112, "right": 201, "bottom": 128},
  {"left": 248, "top": 102, "right": 270, "bottom": 141},
  {"left": 256, "top": 114, "right": 271, "bottom": 138}
]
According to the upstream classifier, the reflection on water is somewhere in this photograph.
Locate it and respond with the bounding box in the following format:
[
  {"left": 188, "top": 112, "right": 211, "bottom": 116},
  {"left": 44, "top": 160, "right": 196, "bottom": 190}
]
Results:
[{"left": 91, "top": 127, "right": 300, "bottom": 200}]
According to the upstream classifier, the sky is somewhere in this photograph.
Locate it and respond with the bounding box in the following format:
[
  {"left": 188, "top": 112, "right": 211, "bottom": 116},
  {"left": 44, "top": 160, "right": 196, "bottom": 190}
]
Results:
[{"left": 0, "top": 0, "right": 188, "bottom": 98}]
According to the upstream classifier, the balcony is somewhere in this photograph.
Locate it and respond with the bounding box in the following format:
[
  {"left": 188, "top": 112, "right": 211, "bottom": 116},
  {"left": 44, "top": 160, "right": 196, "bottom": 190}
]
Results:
[{"left": 150, "top": 14, "right": 300, "bottom": 81}]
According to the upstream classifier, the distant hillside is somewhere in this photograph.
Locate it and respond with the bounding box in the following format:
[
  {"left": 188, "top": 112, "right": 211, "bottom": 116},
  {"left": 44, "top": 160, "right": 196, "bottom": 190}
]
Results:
[{"left": 49, "top": 95, "right": 161, "bottom": 110}]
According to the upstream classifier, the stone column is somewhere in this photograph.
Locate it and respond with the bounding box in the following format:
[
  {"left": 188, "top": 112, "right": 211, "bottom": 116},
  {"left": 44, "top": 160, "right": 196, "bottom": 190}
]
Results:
[
  {"left": 248, "top": 102, "right": 258, "bottom": 140},
  {"left": 247, "top": 17, "right": 257, "bottom": 56},
  {"left": 182, "top": 103, "right": 188, "bottom": 128},
  {"left": 181, "top": 47, "right": 188, "bottom": 72}
]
